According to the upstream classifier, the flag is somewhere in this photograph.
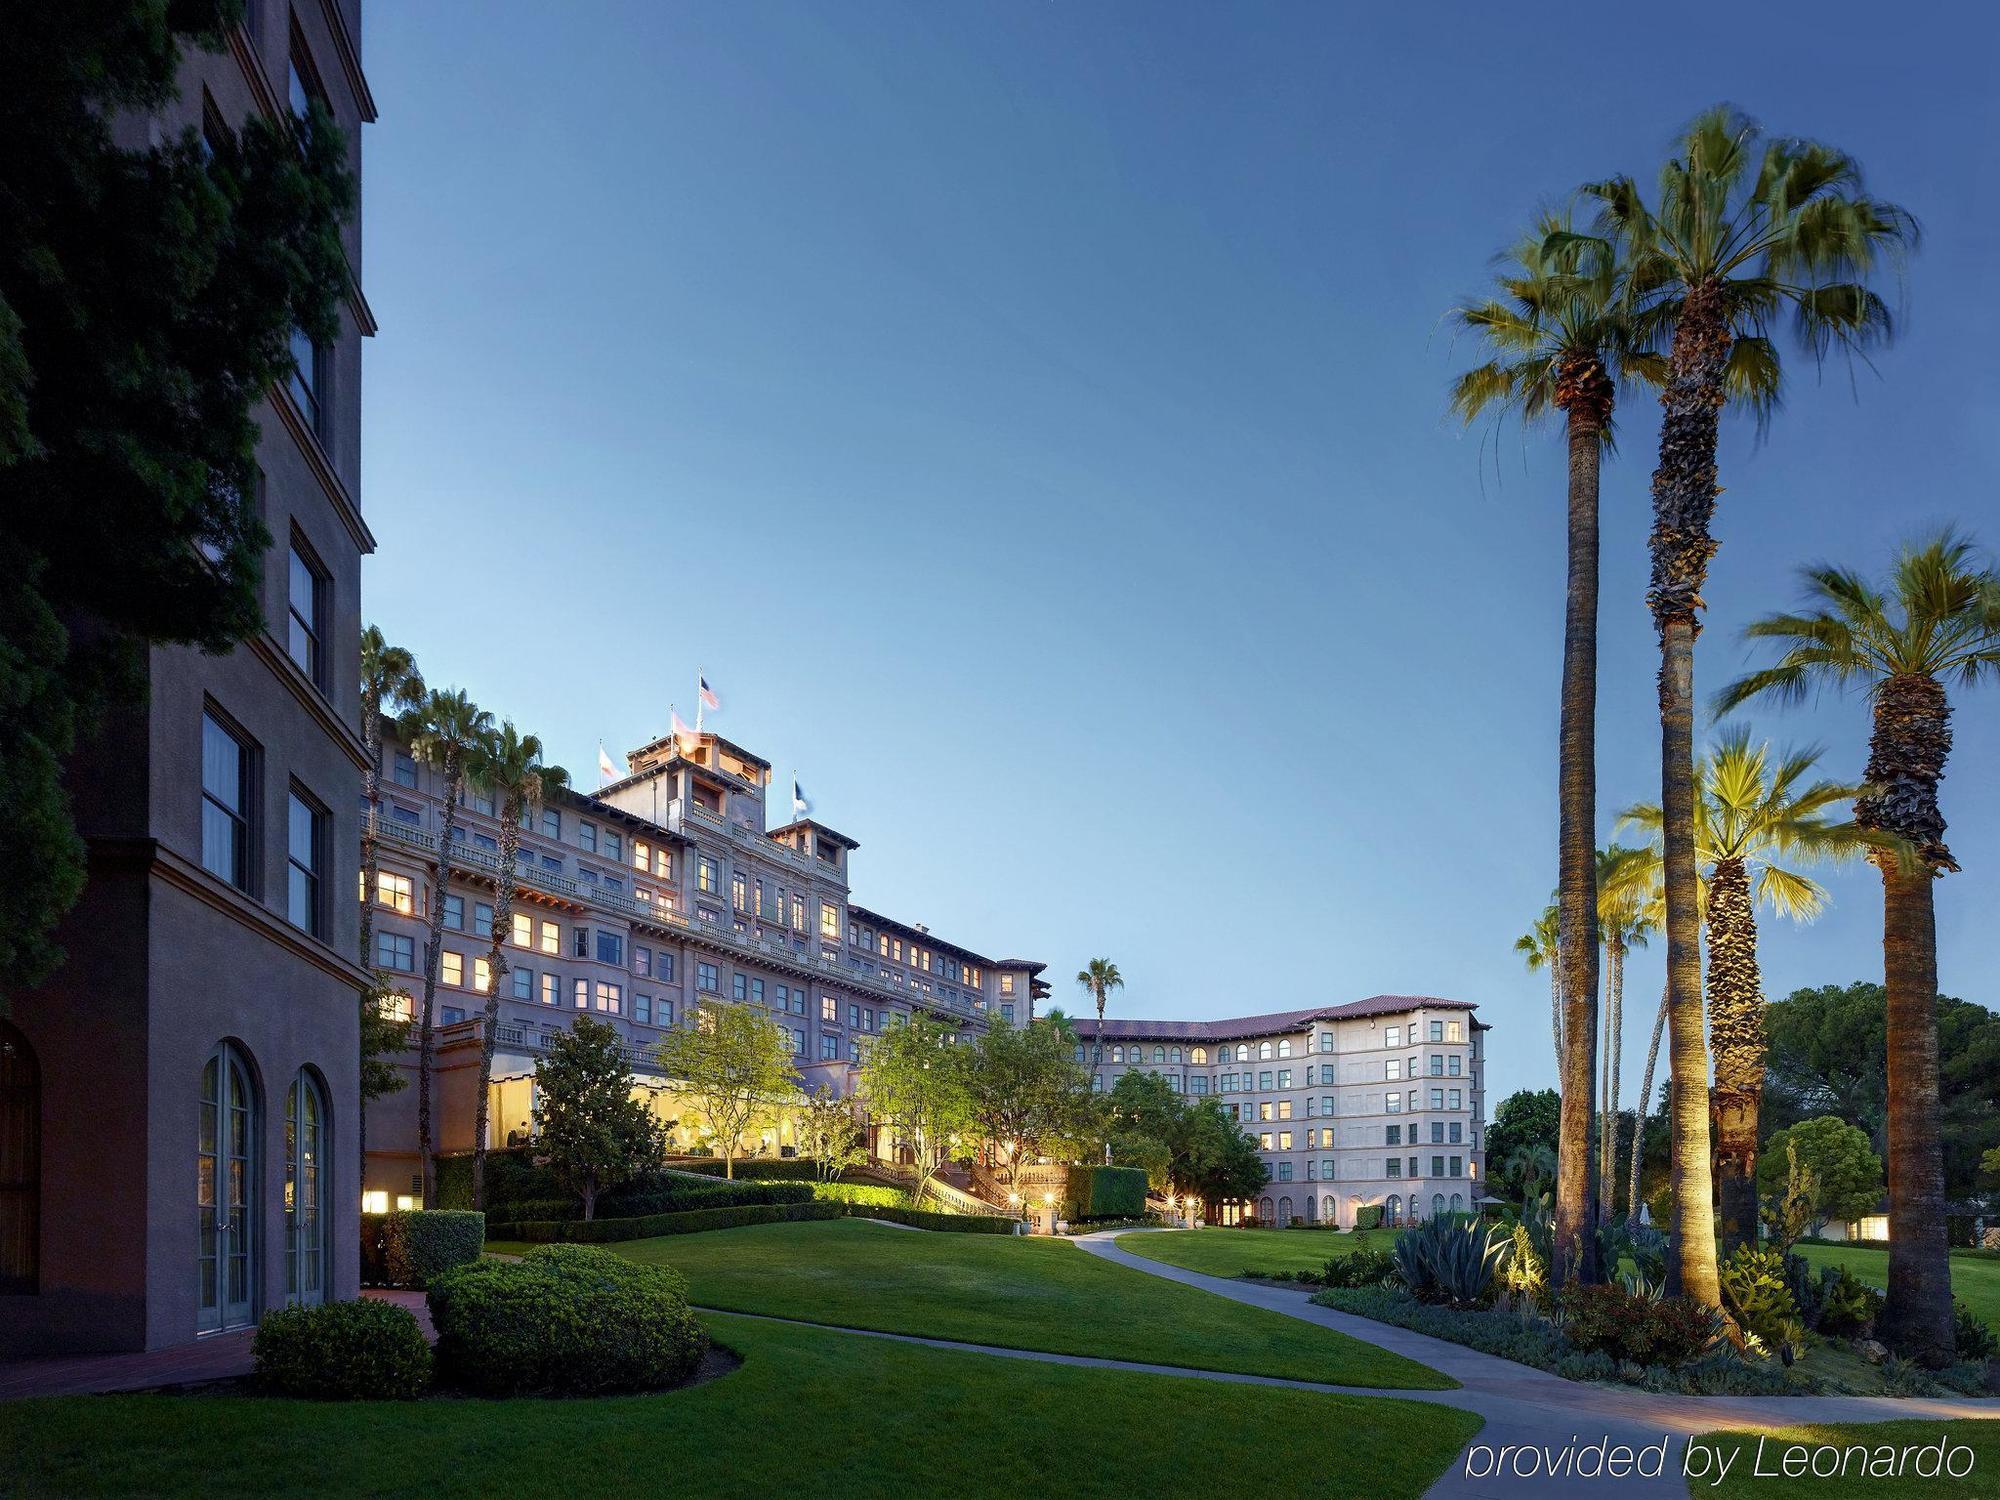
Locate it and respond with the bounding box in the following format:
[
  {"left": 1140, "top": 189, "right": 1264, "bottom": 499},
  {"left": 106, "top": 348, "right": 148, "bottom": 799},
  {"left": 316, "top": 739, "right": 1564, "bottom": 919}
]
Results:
[
  {"left": 792, "top": 778, "right": 811, "bottom": 820},
  {"left": 699, "top": 675, "right": 720, "bottom": 713},
  {"left": 670, "top": 707, "right": 698, "bottom": 753},
  {"left": 597, "top": 742, "right": 620, "bottom": 785}
]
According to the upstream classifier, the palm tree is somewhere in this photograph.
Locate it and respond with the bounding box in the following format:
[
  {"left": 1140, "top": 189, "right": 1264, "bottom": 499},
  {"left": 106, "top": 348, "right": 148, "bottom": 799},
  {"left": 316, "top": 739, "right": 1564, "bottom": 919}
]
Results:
[
  {"left": 1576, "top": 105, "right": 1914, "bottom": 1307},
  {"left": 1075, "top": 959, "right": 1123, "bottom": 1161},
  {"left": 1624, "top": 733, "right": 1869, "bottom": 1252},
  {"left": 1513, "top": 903, "right": 1564, "bottom": 1076},
  {"left": 1453, "top": 215, "right": 1655, "bottom": 1285},
  {"left": 1594, "top": 846, "right": 1656, "bottom": 1222},
  {"left": 397, "top": 687, "right": 494, "bottom": 1208},
  {"left": 465, "top": 723, "right": 567, "bottom": 1211},
  {"left": 1718, "top": 532, "right": 2000, "bottom": 1363},
  {"left": 358, "top": 627, "right": 423, "bottom": 973},
  {"left": 357, "top": 627, "right": 421, "bottom": 1177}
]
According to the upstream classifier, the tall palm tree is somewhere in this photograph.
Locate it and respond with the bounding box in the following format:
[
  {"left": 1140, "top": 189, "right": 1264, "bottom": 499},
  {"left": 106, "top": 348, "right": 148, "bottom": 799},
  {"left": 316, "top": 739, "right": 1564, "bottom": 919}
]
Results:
[
  {"left": 1452, "top": 215, "right": 1654, "bottom": 1285},
  {"left": 1076, "top": 958, "right": 1123, "bottom": 1161},
  {"left": 397, "top": 687, "right": 494, "bottom": 1208},
  {"left": 358, "top": 627, "right": 422, "bottom": 972},
  {"left": 1594, "top": 846, "right": 1656, "bottom": 1222},
  {"left": 1624, "top": 733, "right": 1869, "bottom": 1252},
  {"left": 356, "top": 627, "right": 421, "bottom": 1177},
  {"left": 1576, "top": 105, "right": 1914, "bottom": 1307},
  {"left": 1513, "top": 903, "right": 1564, "bottom": 1078},
  {"left": 465, "top": 723, "right": 567, "bottom": 1211},
  {"left": 1718, "top": 532, "right": 2000, "bottom": 1362}
]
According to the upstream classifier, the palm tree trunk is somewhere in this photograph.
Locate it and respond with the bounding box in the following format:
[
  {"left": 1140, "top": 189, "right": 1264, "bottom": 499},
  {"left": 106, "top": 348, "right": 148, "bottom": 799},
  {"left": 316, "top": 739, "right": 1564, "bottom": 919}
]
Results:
[
  {"left": 359, "top": 712, "right": 382, "bottom": 1193},
  {"left": 1863, "top": 673, "right": 1957, "bottom": 1363},
  {"left": 417, "top": 751, "right": 463, "bottom": 1210},
  {"left": 1095, "top": 993, "right": 1109, "bottom": 1166},
  {"left": 1599, "top": 938, "right": 1625, "bottom": 1223},
  {"left": 1706, "top": 856, "right": 1763, "bottom": 1255},
  {"left": 1550, "top": 962, "right": 1564, "bottom": 1075},
  {"left": 1646, "top": 278, "right": 1728, "bottom": 1311},
  {"left": 471, "top": 796, "right": 520, "bottom": 1211},
  {"left": 1552, "top": 387, "right": 1604, "bottom": 1286},
  {"left": 1628, "top": 983, "right": 1667, "bottom": 1230}
]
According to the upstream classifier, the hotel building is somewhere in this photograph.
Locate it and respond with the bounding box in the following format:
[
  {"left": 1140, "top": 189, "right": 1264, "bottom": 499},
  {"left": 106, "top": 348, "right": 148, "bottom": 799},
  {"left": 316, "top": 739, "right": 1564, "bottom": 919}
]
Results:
[
  {"left": 1083, "top": 998, "right": 1487, "bottom": 1229},
  {"left": 361, "top": 727, "right": 1049, "bottom": 1201},
  {"left": 2, "top": 5, "right": 376, "bottom": 1355}
]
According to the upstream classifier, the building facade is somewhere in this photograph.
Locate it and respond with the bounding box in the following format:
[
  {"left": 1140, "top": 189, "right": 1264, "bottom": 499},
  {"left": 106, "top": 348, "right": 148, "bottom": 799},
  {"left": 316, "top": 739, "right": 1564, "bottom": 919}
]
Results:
[
  {"left": 362, "top": 727, "right": 1048, "bottom": 1199},
  {"left": 1, "top": 6, "right": 377, "bottom": 1356},
  {"left": 1081, "top": 997, "right": 1487, "bottom": 1229}
]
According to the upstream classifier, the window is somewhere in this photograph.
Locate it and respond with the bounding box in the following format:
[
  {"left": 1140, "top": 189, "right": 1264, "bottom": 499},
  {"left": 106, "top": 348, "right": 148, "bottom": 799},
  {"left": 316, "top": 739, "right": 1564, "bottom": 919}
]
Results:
[
  {"left": 1431, "top": 1122, "right": 1444, "bottom": 1144},
  {"left": 1386, "top": 1124, "right": 1401, "bottom": 1145},
  {"left": 1278, "top": 1040, "right": 1292, "bottom": 1058},
  {"left": 473, "top": 957, "right": 492, "bottom": 993},
  {"left": 1386, "top": 1059, "right": 1401, "bottom": 1081},
  {"left": 1384, "top": 1025, "right": 1400, "bottom": 1049},
  {"left": 658, "top": 953, "right": 675, "bottom": 983},
  {"left": 474, "top": 902, "right": 493, "bottom": 936},
  {"left": 573, "top": 978, "right": 589, "bottom": 1009},
  {"left": 595, "top": 931, "right": 623, "bottom": 966},
  {"left": 511, "top": 967, "right": 533, "bottom": 1000},
  {"left": 1258, "top": 1071, "right": 1272, "bottom": 1091},
  {"left": 199, "top": 1042, "right": 257, "bottom": 1332},
  {"left": 1001, "top": 1004, "right": 1014, "bottom": 1023},
  {"left": 1277, "top": 1069, "right": 1291, "bottom": 1090},
  {"left": 1277, "top": 1161, "right": 1293, "bottom": 1182},
  {"left": 1447, "top": 1020, "right": 1463, "bottom": 1042},
  {"left": 820, "top": 902, "right": 839, "bottom": 939},
  {"left": 1278, "top": 1131, "right": 1292, "bottom": 1151},
  {"left": 1190, "top": 1075, "right": 1208, "bottom": 1095},
  {"left": 1432, "top": 1156, "right": 1446, "bottom": 1178},
  {"left": 698, "top": 857, "right": 719, "bottom": 894},
  {"left": 441, "top": 952, "right": 463, "bottom": 987},
  {"left": 376, "top": 932, "right": 414, "bottom": 971},
  {"left": 635, "top": 992, "right": 652, "bottom": 1025},
  {"left": 1258, "top": 1102, "right": 1272, "bottom": 1122},
  {"left": 635, "top": 945, "right": 652, "bottom": 978},
  {"left": 732, "top": 873, "right": 747, "bottom": 911},
  {"left": 1258, "top": 1042, "right": 1273, "bottom": 1061},
  {"left": 441, "top": 894, "right": 464, "bottom": 931},
  {"left": 1276, "top": 1100, "right": 1293, "bottom": 1120},
  {"left": 659, "top": 997, "right": 675, "bottom": 1026},
  {"left": 595, "top": 982, "right": 622, "bottom": 1014},
  {"left": 284, "top": 1070, "right": 329, "bottom": 1307},
  {"left": 541, "top": 810, "right": 561, "bottom": 839},
  {"left": 539, "top": 920, "right": 559, "bottom": 955},
  {"left": 1448, "top": 1054, "right": 1462, "bottom": 1076},
  {"left": 732, "top": 974, "right": 748, "bottom": 1001},
  {"left": 578, "top": 821, "right": 597, "bottom": 853},
  {"left": 1191, "top": 1047, "right": 1207, "bottom": 1064},
  {"left": 572, "top": 928, "right": 588, "bottom": 959},
  {"left": 697, "top": 963, "right": 720, "bottom": 993},
  {"left": 791, "top": 893, "right": 805, "bottom": 931},
  {"left": 1259, "top": 1133, "right": 1273, "bottom": 1150},
  {"left": 1449, "top": 1121, "right": 1462, "bottom": 1143},
  {"left": 285, "top": 538, "right": 326, "bottom": 686},
  {"left": 1318, "top": 1033, "right": 1333, "bottom": 1053},
  {"left": 1448, "top": 1089, "right": 1462, "bottom": 1111},
  {"left": 604, "top": 829, "right": 622, "bottom": 860},
  {"left": 1385, "top": 1093, "right": 1401, "bottom": 1114},
  {"left": 1000, "top": 974, "right": 1014, "bottom": 995},
  {"left": 201, "top": 711, "right": 253, "bottom": 888},
  {"left": 510, "top": 913, "right": 532, "bottom": 947},
  {"left": 1387, "top": 1157, "right": 1402, "bottom": 1177},
  {"left": 821, "top": 996, "right": 837, "bottom": 1023},
  {"left": 1320, "top": 1064, "right": 1335, "bottom": 1087},
  {"left": 285, "top": 788, "right": 324, "bottom": 935},
  {"left": 1428, "top": 1021, "right": 1444, "bottom": 1042},
  {"left": 1430, "top": 1088, "right": 1444, "bottom": 1110},
  {"left": 540, "top": 973, "right": 559, "bottom": 1006},
  {"left": 820, "top": 1035, "right": 838, "bottom": 1061},
  {"left": 1429, "top": 1054, "right": 1444, "bottom": 1077},
  {"left": 287, "top": 327, "right": 326, "bottom": 436}
]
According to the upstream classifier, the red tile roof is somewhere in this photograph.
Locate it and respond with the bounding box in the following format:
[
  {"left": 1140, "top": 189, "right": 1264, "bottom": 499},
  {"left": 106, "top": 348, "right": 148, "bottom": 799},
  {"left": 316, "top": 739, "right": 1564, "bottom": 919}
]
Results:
[{"left": 1077, "top": 995, "right": 1476, "bottom": 1043}]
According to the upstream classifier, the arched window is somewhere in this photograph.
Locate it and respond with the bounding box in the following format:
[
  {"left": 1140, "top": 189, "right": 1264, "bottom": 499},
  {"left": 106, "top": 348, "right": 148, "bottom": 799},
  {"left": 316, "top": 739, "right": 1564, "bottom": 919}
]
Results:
[
  {"left": 1074, "top": 1045, "right": 1085, "bottom": 1064},
  {"left": 286, "top": 1070, "right": 331, "bottom": 1307},
  {"left": 1323, "top": 1194, "right": 1337, "bottom": 1224},
  {"left": 1111, "top": 1045, "right": 1124, "bottom": 1063},
  {"left": 1277, "top": 1196, "right": 1293, "bottom": 1227},
  {"left": 199, "top": 1042, "right": 259, "bottom": 1333},
  {"left": 1190, "top": 1047, "right": 1207, "bottom": 1064},
  {"left": 1169, "top": 1047, "right": 1182, "bottom": 1064},
  {"left": 1277, "top": 1040, "right": 1292, "bottom": 1058},
  {"left": 1385, "top": 1194, "right": 1401, "bottom": 1227},
  {"left": 1450, "top": 1192, "right": 1464, "bottom": 1214},
  {"left": 1258, "top": 1042, "right": 1272, "bottom": 1061},
  {"left": 1258, "top": 1196, "right": 1274, "bottom": 1224},
  {"left": 0, "top": 1021, "right": 39, "bottom": 1294},
  {"left": 1152, "top": 1045, "right": 1165, "bottom": 1064},
  {"left": 1432, "top": 1193, "right": 1447, "bottom": 1220}
]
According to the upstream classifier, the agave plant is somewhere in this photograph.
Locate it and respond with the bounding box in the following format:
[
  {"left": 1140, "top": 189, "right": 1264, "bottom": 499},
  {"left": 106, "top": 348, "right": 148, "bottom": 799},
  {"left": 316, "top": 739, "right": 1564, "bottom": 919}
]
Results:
[{"left": 1394, "top": 1215, "right": 1508, "bottom": 1308}]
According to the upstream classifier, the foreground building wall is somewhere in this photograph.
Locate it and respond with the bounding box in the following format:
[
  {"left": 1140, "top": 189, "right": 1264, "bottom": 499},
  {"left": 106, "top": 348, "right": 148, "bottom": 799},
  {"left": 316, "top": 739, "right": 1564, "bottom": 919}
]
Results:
[
  {"left": 1083, "top": 997, "right": 1487, "bottom": 1228},
  {"left": 2, "top": 6, "right": 376, "bottom": 1356}
]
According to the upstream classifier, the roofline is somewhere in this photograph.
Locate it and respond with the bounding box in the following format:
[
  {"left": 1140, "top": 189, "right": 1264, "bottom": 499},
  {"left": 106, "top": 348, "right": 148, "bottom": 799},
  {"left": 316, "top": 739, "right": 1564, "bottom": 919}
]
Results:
[
  {"left": 846, "top": 904, "right": 1004, "bottom": 968},
  {"left": 767, "top": 819, "right": 860, "bottom": 851},
  {"left": 1081, "top": 996, "right": 1479, "bottom": 1043}
]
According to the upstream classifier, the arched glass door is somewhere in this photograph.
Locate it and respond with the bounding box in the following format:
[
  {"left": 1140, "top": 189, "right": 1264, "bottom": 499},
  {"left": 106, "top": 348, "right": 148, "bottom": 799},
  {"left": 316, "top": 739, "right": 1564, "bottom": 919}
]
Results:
[
  {"left": 198, "top": 1044, "right": 256, "bottom": 1333},
  {"left": 285, "top": 1072, "right": 329, "bottom": 1307}
]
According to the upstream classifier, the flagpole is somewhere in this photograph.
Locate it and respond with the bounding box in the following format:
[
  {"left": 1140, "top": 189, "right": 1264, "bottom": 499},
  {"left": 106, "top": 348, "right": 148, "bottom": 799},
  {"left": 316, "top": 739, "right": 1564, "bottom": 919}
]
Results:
[{"left": 694, "top": 666, "right": 704, "bottom": 737}]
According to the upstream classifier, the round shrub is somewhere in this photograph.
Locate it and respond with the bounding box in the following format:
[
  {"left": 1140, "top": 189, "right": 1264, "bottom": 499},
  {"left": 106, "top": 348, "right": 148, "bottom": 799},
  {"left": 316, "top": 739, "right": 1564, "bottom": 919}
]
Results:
[
  {"left": 252, "top": 1299, "right": 431, "bottom": 1400},
  {"left": 427, "top": 1244, "right": 708, "bottom": 1396},
  {"left": 361, "top": 1209, "right": 486, "bottom": 1288},
  {"left": 1559, "top": 1283, "right": 1721, "bottom": 1368},
  {"left": 1320, "top": 1247, "right": 1396, "bottom": 1289}
]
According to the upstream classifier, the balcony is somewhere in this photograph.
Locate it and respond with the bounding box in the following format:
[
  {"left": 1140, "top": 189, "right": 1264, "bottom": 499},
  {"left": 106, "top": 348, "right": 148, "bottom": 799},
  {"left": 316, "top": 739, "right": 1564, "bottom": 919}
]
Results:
[{"left": 490, "top": 1019, "right": 664, "bottom": 1077}]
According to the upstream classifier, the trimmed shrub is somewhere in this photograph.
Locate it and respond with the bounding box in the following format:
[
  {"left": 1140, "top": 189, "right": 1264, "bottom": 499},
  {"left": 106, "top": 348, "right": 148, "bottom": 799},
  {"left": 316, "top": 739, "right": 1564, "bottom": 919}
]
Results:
[
  {"left": 361, "top": 1210, "right": 485, "bottom": 1288},
  {"left": 1064, "top": 1165, "right": 1148, "bottom": 1221},
  {"left": 492, "top": 1199, "right": 846, "bottom": 1244},
  {"left": 1353, "top": 1205, "right": 1384, "bottom": 1232},
  {"left": 428, "top": 1244, "right": 707, "bottom": 1396},
  {"left": 667, "top": 1158, "right": 824, "bottom": 1182},
  {"left": 857, "top": 1205, "right": 1017, "bottom": 1234},
  {"left": 252, "top": 1299, "right": 431, "bottom": 1400},
  {"left": 1320, "top": 1247, "right": 1396, "bottom": 1289},
  {"left": 1559, "top": 1283, "right": 1721, "bottom": 1367},
  {"left": 812, "top": 1183, "right": 911, "bottom": 1209}
]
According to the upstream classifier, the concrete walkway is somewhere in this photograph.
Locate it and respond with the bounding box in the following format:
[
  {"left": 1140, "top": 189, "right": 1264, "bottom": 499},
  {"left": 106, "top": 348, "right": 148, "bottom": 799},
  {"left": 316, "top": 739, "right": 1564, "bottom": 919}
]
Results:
[{"left": 1076, "top": 1230, "right": 1999, "bottom": 1500}]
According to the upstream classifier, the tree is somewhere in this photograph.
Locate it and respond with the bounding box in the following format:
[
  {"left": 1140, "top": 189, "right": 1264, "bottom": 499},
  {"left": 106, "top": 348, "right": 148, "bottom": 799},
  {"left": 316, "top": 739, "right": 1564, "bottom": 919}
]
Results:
[
  {"left": 655, "top": 999, "right": 800, "bottom": 1180},
  {"left": 535, "top": 1017, "right": 667, "bottom": 1220},
  {"left": 1580, "top": 105, "right": 1913, "bottom": 1311},
  {"left": 858, "top": 1015, "right": 975, "bottom": 1203},
  {"left": 1075, "top": 958, "right": 1124, "bottom": 1078},
  {"left": 397, "top": 688, "right": 493, "bottom": 1207},
  {"left": 1513, "top": 904, "right": 1565, "bottom": 1075},
  {"left": 1594, "top": 846, "right": 1656, "bottom": 1223},
  {"left": 796, "top": 1086, "right": 867, "bottom": 1183},
  {"left": 358, "top": 628, "right": 423, "bottom": 974},
  {"left": 1621, "top": 733, "right": 1870, "bottom": 1250},
  {"left": 1485, "top": 1089, "right": 1560, "bottom": 1200},
  {"left": 1453, "top": 216, "right": 1657, "bottom": 1287},
  {"left": 0, "top": 3, "right": 353, "bottom": 1002},
  {"left": 964, "top": 1021, "right": 1093, "bottom": 1192},
  {"left": 1719, "top": 532, "right": 1998, "bottom": 1362},
  {"left": 357, "top": 979, "right": 411, "bottom": 1185},
  {"left": 464, "top": 723, "right": 566, "bottom": 1209},
  {"left": 1757, "top": 1117, "right": 1884, "bottom": 1238},
  {"left": 1177, "top": 1099, "right": 1269, "bottom": 1211}
]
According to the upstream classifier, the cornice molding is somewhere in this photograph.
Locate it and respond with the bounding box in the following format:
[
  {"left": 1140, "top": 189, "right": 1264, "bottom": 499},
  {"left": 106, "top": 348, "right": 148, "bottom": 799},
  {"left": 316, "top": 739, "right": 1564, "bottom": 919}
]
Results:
[
  {"left": 246, "top": 632, "right": 371, "bottom": 772},
  {"left": 316, "top": 0, "right": 379, "bottom": 124},
  {"left": 267, "top": 383, "right": 377, "bottom": 556}
]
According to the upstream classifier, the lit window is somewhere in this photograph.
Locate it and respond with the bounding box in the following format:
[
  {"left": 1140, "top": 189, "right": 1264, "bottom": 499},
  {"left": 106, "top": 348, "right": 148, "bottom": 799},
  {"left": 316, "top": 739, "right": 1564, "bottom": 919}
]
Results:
[
  {"left": 539, "top": 920, "right": 559, "bottom": 955},
  {"left": 820, "top": 902, "right": 839, "bottom": 939},
  {"left": 511, "top": 913, "right": 532, "bottom": 947},
  {"left": 473, "top": 957, "right": 492, "bottom": 993},
  {"left": 441, "top": 952, "right": 463, "bottom": 987}
]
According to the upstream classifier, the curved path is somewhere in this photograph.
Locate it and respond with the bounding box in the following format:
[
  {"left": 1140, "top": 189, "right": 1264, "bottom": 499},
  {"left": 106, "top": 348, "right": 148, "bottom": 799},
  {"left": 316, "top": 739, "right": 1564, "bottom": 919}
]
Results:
[{"left": 1078, "top": 1230, "right": 1998, "bottom": 1499}]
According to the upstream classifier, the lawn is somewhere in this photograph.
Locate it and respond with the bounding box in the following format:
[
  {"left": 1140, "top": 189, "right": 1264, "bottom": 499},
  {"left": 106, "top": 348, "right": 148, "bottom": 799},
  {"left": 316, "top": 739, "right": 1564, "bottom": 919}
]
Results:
[
  {"left": 532, "top": 1217, "right": 1451, "bottom": 1389},
  {"left": 1797, "top": 1244, "right": 2000, "bottom": 1331},
  {"left": 1115, "top": 1226, "right": 1400, "bottom": 1279},
  {"left": 0, "top": 1312, "right": 1482, "bottom": 1499},
  {"left": 1696, "top": 1421, "right": 2000, "bottom": 1497}
]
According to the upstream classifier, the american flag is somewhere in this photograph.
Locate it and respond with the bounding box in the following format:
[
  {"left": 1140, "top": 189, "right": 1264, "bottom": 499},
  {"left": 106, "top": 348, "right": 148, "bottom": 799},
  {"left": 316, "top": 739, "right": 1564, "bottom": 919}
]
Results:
[{"left": 699, "top": 675, "right": 720, "bottom": 713}]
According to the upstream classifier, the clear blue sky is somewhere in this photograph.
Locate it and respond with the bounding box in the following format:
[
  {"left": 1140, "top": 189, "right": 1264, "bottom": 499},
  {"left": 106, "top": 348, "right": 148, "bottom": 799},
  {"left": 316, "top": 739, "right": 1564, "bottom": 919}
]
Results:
[{"left": 358, "top": 2, "right": 1999, "bottom": 1103}]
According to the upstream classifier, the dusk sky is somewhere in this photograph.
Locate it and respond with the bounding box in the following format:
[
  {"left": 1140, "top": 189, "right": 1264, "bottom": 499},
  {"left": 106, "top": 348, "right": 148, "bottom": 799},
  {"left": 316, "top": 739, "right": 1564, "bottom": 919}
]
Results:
[{"left": 358, "top": 2, "right": 1999, "bottom": 1103}]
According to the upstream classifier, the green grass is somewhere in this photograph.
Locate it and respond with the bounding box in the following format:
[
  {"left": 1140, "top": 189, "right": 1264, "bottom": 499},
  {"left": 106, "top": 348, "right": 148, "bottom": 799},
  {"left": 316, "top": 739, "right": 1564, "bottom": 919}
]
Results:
[
  {"left": 1697, "top": 1421, "right": 2000, "bottom": 1497},
  {"left": 1114, "top": 1226, "right": 1401, "bottom": 1278},
  {"left": 1796, "top": 1243, "right": 2000, "bottom": 1331},
  {"left": 0, "top": 1312, "right": 1481, "bottom": 1499},
  {"left": 585, "top": 1217, "right": 1451, "bottom": 1388}
]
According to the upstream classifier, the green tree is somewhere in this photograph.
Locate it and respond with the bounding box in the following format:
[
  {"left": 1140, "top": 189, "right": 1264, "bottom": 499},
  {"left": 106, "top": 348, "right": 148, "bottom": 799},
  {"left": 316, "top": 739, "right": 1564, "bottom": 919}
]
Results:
[
  {"left": 655, "top": 999, "right": 800, "bottom": 1180},
  {"left": 357, "top": 978, "right": 411, "bottom": 1180},
  {"left": 1177, "top": 1099, "right": 1268, "bottom": 1211},
  {"left": 796, "top": 1086, "right": 867, "bottom": 1184},
  {"left": 1580, "top": 105, "right": 1913, "bottom": 1311},
  {"left": 857, "top": 1014, "right": 974, "bottom": 1204},
  {"left": 535, "top": 1016, "right": 667, "bottom": 1220},
  {"left": 1621, "top": 733, "right": 1870, "bottom": 1250},
  {"left": 465, "top": 723, "right": 566, "bottom": 1208},
  {"left": 397, "top": 688, "right": 493, "bottom": 1207},
  {"left": 965, "top": 1021, "right": 1093, "bottom": 1192},
  {"left": 1485, "top": 1089, "right": 1560, "bottom": 1200},
  {"left": 1513, "top": 903, "right": 1565, "bottom": 1076},
  {"left": 1453, "top": 217, "right": 1656, "bottom": 1285},
  {"left": 358, "top": 627, "right": 423, "bottom": 974},
  {"left": 1075, "top": 958, "right": 1124, "bottom": 1079},
  {"left": 0, "top": 2, "right": 353, "bottom": 1002},
  {"left": 1756, "top": 1117, "right": 1884, "bottom": 1235},
  {"left": 1720, "top": 532, "right": 1999, "bottom": 1362}
]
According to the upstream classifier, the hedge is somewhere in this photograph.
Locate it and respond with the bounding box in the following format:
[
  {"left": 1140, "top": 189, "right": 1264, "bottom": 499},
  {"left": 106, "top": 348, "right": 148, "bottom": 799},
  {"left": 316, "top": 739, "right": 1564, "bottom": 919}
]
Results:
[
  {"left": 434, "top": 1149, "right": 558, "bottom": 1210},
  {"left": 810, "top": 1183, "right": 909, "bottom": 1209},
  {"left": 668, "top": 1158, "right": 825, "bottom": 1182},
  {"left": 360, "top": 1210, "right": 485, "bottom": 1288},
  {"left": 491, "top": 1198, "right": 1018, "bottom": 1243},
  {"left": 861, "top": 1205, "right": 1018, "bottom": 1234},
  {"left": 494, "top": 1180, "right": 812, "bottom": 1224},
  {"left": 1353, "top": 1205, "right": 1384, "bottom": 1231},
  {"left": 253, "top": 1299, "right": 432, "bottom": 1400},
  {"left": 1065, "top": 1165, "right": 1148, "bottom": 1221},
  {"left": 429, "top": 1245, "right": 707, "bottom": 1396}
]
